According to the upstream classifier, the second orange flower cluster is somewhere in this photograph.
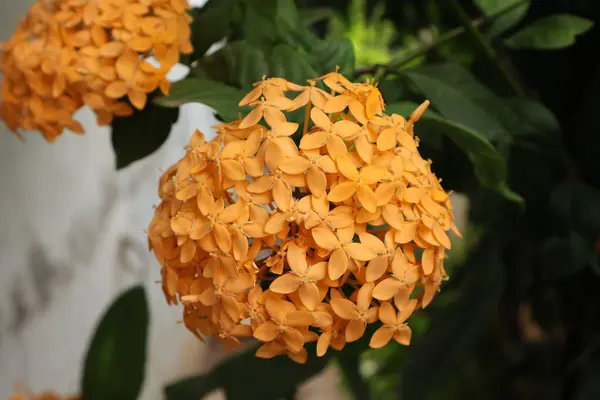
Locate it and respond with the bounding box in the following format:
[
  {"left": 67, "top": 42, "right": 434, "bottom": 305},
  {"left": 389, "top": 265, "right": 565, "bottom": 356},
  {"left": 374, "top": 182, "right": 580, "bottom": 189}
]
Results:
[
  {"left": 0, "top": 0, "right": 193, "bottom": 141},
  {"left": 148, "top": 71, "right": 461, "bottom": 363}
]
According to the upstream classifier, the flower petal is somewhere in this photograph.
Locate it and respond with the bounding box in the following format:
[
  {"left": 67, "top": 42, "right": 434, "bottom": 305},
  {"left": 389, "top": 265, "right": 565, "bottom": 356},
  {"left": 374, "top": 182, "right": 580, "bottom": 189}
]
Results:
[
  {"left": 345, "top": 318, "right": 366, "bottom": 342},
  {"left": 327, "top": 181, "right": 357, "bottom": 202},
  {"left": 373, "top": 278, "right": 403, "bottom": 300},
  {"left": 369, "top": 326, "right": 394, "bottom": 349},
  {"left": 394, "top": 325, "right": 412, "bottom": 346},
  {"left": 254, "top": 321, "right": 280, "bottom": 342},
  {"left": 298, "top": 282, "right": 320, "bottom": 311},
  {"left": 330, "top": 298, "right": 359, "bottom": 320},
  {"left": 312, "top": 227, "right": 340, "bottom": 249},
  {"left": 270, "top": 273, "right": 303, "bottom": 294},
  {"left": 328, "top": 248, "right": 348, "bottom": 280}
]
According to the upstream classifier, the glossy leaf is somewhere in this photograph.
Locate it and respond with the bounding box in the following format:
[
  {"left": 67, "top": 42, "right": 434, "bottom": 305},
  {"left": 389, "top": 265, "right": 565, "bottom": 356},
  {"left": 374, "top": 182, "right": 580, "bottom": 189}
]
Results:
[
  {"left": 386, "top": 102, "right": 522, "bottom": 203},
  {"left": 227, "top": 41, "right": 269, "bottom": 90},
  {"left": 269, "top": 44, "right": 318, "bottom": 84},
  {"left": 81, "top": 286, "right": 149, "bottom": 400},
  {"left": 165, "top": 343, "right": 329, "bottom": 400},
  {"left": 402, "top": 64, "right": 508, "bottom": 141},
  {"left": 111, "top": 98, "right": 179, "bottom": 170},
  {"left": 188, "top": 0, "right": 236, "bottom": 62},
  {"left": 154, "top": 77, "right": 245, "bottom": 122},
  {"left": 505, "top": 14, "right": 594, "bottom": 50},
  {"left": 312, "top": 38, "right": 356, "bottom": 76},
  {"left": 475, "top": 0, "right": 530, "bottom": 36}
]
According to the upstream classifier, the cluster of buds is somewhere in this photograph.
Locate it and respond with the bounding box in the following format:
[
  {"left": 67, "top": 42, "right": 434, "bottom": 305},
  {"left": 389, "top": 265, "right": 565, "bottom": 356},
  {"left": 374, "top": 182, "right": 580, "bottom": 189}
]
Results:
[
  {"left": 0, "top": 0, "right": 193, "bottom": 141},
  {"left": 148, "top": 71, "right": 461, "bottom": 363}
]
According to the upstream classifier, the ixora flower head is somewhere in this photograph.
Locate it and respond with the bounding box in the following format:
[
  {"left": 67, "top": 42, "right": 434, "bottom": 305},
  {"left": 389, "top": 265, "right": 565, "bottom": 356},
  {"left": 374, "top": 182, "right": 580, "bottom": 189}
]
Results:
[
  {"left": 148, "top": 70, "right": 462, "bottom": 364},
  {"left": 0, "top": 0, "right": 193, "bottom": 142}
]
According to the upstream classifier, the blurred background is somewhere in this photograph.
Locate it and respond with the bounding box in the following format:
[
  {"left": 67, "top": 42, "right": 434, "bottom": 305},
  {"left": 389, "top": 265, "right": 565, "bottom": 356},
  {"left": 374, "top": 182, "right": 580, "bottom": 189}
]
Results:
[{"left": 1, "top": 0, "right": 600, "bottom": 399}]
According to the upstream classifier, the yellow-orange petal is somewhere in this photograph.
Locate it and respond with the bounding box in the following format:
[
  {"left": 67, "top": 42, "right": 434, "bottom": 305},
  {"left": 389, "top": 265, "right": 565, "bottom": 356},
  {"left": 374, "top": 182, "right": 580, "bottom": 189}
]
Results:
[
  {"left": 317, "top": 332, "right": 332, "bottom": 357},
  {"left": 327, "top": 181, "right": 357, "bottom": 203},
  {"left": 298, "top": 282, "right": 320, "bottom": 311},
  {"left": 105, "top": 81, "right": 128, "bottom": 99},
  {"left": 366, "top": 256, "right": 388, "bottom": 282},
  {"left": 286, "top": 311, "right": 315, "bottom": 327},
  {"left": 369, "top": 326, "right": 394, "bottom": 348},
  {"left": 356, "top": 184, "right": 377, "bottom": 213},
  {"left": 377, "top": 127, "right": 397, "bottom": 151},
  {"left": 345, "top": 318, "right": 366, "bottom": 342},
  {"left": 271, "top": 273, "right": 303, "bottom": 294},
  {"left": 372, "top": 278, "right": 403, "bottom": 300},
  {"left": 330, "top": 298, "right": 359, "bottom": 320},
  {"left": 254, "top": 321, "right": 280, "bottom": 342},
  {"left": 394, "top": 325, "right": 412, "bottom": 346}
]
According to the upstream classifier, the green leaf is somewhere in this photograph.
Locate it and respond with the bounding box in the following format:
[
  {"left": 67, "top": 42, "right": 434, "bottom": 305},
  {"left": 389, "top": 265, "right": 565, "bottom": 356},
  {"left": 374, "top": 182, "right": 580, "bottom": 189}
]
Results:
[
  {"left": 165, "top": 343, "right": 329, "bottom": 400},
  {"left": 401, "top": 235, "right": 504, "bottom": 400},
  {"left": 504, "top": 14, "right": 594, "bottom": 50},
  {"left": 81, "top": 286, "right": 149, "bottom": 400},
  {"left": 269, "top": 44, "right": 318, "bottom": 84},
  {"left": 300, "top": 7, "right": 336, "bottom": 26},
  {"left": 188, "top": 0, "right": 234, "bottom": 61},
  {"left": 386, "top": 102, "right": 522, "bottom": 203},
  {"left": 311, "top": 37, "right": 356, "bottom": 76},
  {"left": 402, "top": 64, "right": 508, "bottom": 140},
  {"left": 542, "top": 233, "right": 592, "bottom": 279},
  {"left": 475, "top": 0, "right": 530, "bottom": 36},
  {"left": 550, "top": 180, "right": 600, "bottom": 235},
  {"left": 154, "top": 77, "right": 245, "bottom": 122},
  {"left": 226, "top": 41, "right": 269, "bottom": 90},
  {"left": 111, "top": 98, "right": 179, "bottom": 170}
]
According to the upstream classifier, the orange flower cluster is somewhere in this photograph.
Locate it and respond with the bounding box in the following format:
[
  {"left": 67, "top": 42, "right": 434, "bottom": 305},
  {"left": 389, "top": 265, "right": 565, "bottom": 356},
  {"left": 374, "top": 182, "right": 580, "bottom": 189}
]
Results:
[
  {"left": 148, "top": 71, "right": 461, "bottom": 363},
  {"left": 0, "top": 0, "right": 193, "bottom": 142}
]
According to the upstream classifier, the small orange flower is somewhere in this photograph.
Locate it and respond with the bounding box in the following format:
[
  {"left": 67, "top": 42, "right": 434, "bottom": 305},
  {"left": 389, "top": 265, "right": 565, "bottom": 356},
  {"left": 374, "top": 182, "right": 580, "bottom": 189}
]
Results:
[
  {"left": 0, "top": 0, "right": 193, "bottom": 141},
  {"left": 148, "top": 71, "right": 460, "bottom": 363}
]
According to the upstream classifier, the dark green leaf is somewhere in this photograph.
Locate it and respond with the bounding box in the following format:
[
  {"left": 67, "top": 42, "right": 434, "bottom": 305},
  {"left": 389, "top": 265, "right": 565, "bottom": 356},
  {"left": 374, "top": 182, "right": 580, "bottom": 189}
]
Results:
[
  {"left": 542, "top": 233, "right": 592, "bottom": 279},
  {"left": 550, "top": 180, "right": 600, "bottom": 235},
  {"left": 377, "top": 78, "right": 407, "bottom": 104},
  {"left": 505, "top": 97, "right": 560, "bottom": 138},
  {"left": 269, "top": 44, "right": 318, "bottom": 84},
  {"left": 111, "top": 99, "right": 179, "bottom": 170},
  {"left": 402, "top": 64, "right": 508, "bottom": 141},
  {"left": 400, "top": 235, "right": 504, "bottom": 400},
  {"left": 226, "top": 41, "right": 269, "bottom": 90},
  {"left": 154, "top": 77, "right": 245, "bottom": 122},
  {"left": 81, "top": 286, "right": 149, "bottom": 400},
  {"left": 300, "top": 7, "right": 336, "bottom": 26},
  {"left": 188, "top": 0, "right": 234, "bottom": 61},
  {"left": 475, "top": 0, "right": 530, "bottom": 36},
  {"left": 165, "top": 343, "right": 329, "bottom": 400},
  {"left": 312, "top": 38, "right": 356, "bottom": 76},
  {"left": 386, "top": 102, "right": 522, "bottom": 203},
  {"left": 504, "top": 14, "right": 594, "bottom": 50}
]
